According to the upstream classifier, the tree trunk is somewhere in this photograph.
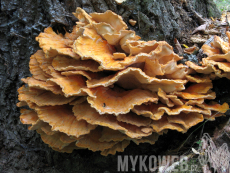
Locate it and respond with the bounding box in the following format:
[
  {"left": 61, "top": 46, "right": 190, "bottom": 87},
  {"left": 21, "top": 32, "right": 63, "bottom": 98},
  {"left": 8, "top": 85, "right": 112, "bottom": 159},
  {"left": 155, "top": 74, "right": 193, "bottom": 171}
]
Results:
[{"left": 0, "top": 0, "right": 223, "bottom": 172}]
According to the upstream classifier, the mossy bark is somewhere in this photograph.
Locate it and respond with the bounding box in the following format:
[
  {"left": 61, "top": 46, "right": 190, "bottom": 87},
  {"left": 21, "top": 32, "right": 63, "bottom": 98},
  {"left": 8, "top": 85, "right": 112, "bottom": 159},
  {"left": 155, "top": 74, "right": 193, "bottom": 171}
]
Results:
[
  {"left": 192, "top": 0, "right": 221, "bottom": 18},
  {"left": 0, "top": 0, "right": 225, "bottom": 172}
]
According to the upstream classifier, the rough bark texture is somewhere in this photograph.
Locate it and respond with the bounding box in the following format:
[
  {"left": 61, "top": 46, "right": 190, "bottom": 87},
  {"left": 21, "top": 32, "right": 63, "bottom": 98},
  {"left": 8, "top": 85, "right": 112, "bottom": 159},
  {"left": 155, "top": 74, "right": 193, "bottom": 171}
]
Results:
[
  {"left": 193, "top": 0, "right": 221, "bottom": 18},
  {"left": 0, "top": 0, "right": 226, "bottom": 172}
]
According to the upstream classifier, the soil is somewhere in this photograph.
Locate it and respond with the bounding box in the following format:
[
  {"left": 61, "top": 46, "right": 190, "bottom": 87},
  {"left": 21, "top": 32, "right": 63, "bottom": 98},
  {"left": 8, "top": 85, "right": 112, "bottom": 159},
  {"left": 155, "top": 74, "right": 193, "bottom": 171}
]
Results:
[{"left": 0, "top": 0, "right": 228, "bottom": 173}]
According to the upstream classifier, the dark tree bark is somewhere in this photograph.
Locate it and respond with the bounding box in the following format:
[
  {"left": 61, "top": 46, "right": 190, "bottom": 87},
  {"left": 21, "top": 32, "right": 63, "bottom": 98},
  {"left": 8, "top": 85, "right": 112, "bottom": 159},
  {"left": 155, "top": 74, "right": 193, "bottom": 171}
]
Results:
[
  {"left": 192, "top": 0, "right": 221, "bottom": 18},
  {"left": 0, "top": 0, "right": 224, "bottom": 172}
]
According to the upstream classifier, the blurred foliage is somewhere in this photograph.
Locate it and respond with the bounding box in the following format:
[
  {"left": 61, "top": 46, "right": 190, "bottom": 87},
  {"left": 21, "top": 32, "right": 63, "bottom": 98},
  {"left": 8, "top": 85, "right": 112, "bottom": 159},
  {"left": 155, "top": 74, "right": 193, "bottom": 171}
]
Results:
[{"left": 214, "top": 0, "right": 230, "bottom": 11}]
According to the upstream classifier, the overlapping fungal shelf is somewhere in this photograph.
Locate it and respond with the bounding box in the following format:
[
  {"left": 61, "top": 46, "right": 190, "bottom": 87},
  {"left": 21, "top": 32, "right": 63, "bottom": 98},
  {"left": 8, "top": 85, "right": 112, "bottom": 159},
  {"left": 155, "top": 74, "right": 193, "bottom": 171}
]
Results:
[{"left": 17, "top": 8, "right": 229, "bottom": 156}]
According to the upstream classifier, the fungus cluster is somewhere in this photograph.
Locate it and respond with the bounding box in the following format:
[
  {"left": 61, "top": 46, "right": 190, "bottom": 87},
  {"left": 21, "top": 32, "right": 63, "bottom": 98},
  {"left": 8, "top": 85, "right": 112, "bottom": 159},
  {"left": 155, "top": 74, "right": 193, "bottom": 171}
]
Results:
[
  {"left": 17, "top": 8, "right": 229, "bottom": 156},
  {"left": 187, "top": 33, "right": 230, "bottom": 80}
]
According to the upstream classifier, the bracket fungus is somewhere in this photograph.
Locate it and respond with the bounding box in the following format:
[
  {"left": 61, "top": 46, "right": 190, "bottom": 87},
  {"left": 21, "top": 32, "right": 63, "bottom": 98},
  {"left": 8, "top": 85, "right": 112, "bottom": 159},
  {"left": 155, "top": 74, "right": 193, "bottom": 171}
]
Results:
[{"left": 17, "top": 8, "right": 229, "bottom": 156}]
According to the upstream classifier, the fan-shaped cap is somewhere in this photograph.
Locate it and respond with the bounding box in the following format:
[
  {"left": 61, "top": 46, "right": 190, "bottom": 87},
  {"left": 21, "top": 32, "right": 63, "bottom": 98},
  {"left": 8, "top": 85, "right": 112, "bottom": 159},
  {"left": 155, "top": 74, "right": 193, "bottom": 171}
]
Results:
[
  {"left": 197, "top": 102, "right": 229, "bottom": 113},
  {"left": 117, "top": 112, "right": 152, "bottom": 127},
  {"left": 18, "top": 85, "right": 75, "bottom": 106},
  {"left": 186, "top": 75, "right": 212, "bottom": 83},
  {"left": 33, "top": 50, "right": 53, "bottom": 75},
  {"left": 37, "top": 128, "right": 72, "bottom": 150},
  {"left": 125, "top": 40, "right": 158, "bottom": 55},
  {"left": 17, "top": 100, "right": 37, "bottom": 109},
  {"left": 73, "top": 28, "right": 122, "bottom": 70},
  {"left": 211, "top": 35, "right": 229, "bottom": 54},
  {"left": 167, "top": 112, "right": 203, "bottom": 132},
  {"left": 171, "top": 91, "right": 216, "bottom": 100},
  {"left": 87, "top": 67, "right": 187, "bottom": 92},
  {"left": 132, "top": 133, "right": 159, "bottom": 145},
  {"left": 144, "top": 58, "right": 164, "bottom": 77},
  {"left": 40, "top": 123, "right": 58, "bottom": 135},
  {"left": 61, "top": 70, "right": 105, "bottom": 81},
  {"left": 90, "top": 10, "right": 128, "bottom": 32},
  {"left": 202, "top": 44, "right": 220, "bottom": 56},
  {"left": 29, "top": 53, "right": 51, "bottom": 81},
  {"left": 150, "top": 41, "right": 183, "bottom": 63},
  {"left": 158, "top": 88, "right": 174, "bottom": 107},
  {"left": 52, "top": 143, "right": 80, "bottom": 153},
  {"left": 206, "top": 52, "right": 230, "bottom": 62},
  {"left": 158, "top": 105, "right": 211, "bottom": 116},
  {"left": 150, "top": 116, "right": 185, "bottom": 133},
  {"left": 203, "top": 59, "right": 230, "bottom": 72},
  {"left": 101, "top": 140, "right": 130, "bottom": 156},
  {"left": 73, "top": 102, "right": 152, "bottom": 138},
  {"left": 59, "top": 133, "right": 77, "bottom": 143},
  {"left": 35, "top": 105, "right": 97, "bottom": 138},
  {"left": 87, "top": 86, "right": 158, "bottom": 115},
  {"left": 75, "top": 127, "right": 118, "bottom": 152},
  {"left": 69, "top": 96, "right": 87, "bottom": 105},
  {"left": 99, "top": 127, "right": 128, "bottom": 142},
  {"left": 20, "top": 109, "right": 44, "bottom": 130},
  {"left": 132, "top": 103, "right": 166, "bottom": 120},
  {"left": 184, "top": 99, "right": 204, "bottom": 105},
  {"left": 52, "top": 55, "right": 101, "bottom": 72},
  {"left": 64, "top": 25, "right": 80, "bottom": 41},
  {"left": 73, "top": 7, "right": 94, "bottom": 25},
  {"left": 36, "top": 27, "right": 79, "bottom": 59},
  {"left": 165, "top": 65, "right": 193, "bottom": 80},
  {"left": 48, "top": 67, "right": 87, "bottom": 97},
  {"left": 186, "top": 61, "right": 214, "bottom": 74},
  {"left": 184, "top": 83, "right": 213, "bottom": 94},
  {"left": 92, "top": 22, "right": 135, "bottom": 46},
  {"left": 21, "top": 77, "right": 62, "bottom": 95}
]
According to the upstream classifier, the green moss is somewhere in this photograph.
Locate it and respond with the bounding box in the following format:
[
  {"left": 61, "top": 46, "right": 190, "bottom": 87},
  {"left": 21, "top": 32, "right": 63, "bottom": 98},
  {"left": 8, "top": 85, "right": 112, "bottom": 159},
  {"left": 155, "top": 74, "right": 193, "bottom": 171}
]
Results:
[
  {"left": 214, "top": 0, "right": 230, "bottom": 11},
  {"left": 207, "top": 1, "right": 221, "bottom": 17}
]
